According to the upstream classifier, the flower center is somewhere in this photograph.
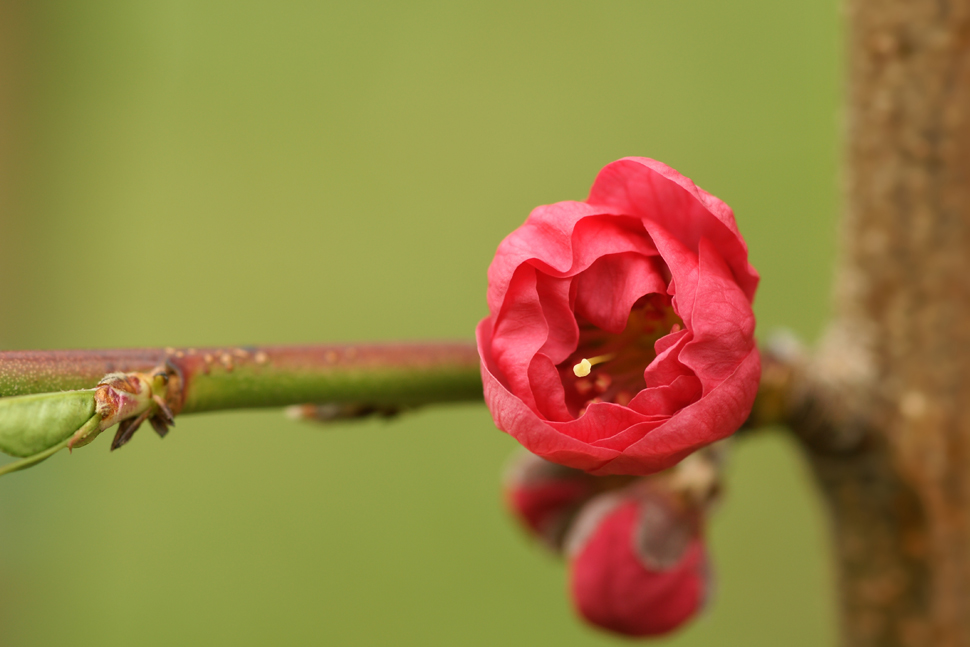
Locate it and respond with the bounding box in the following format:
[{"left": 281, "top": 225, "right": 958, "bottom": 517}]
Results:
[{"left": 561, "top": 293, "right": 683, "bottom": 416}]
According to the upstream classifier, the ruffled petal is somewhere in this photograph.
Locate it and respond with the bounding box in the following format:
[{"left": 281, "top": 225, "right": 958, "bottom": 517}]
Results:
[
  {"left": 589, "top": 347, "right": 760, "bottom": 476},
  {"left": 487, "top": 209, "right": 657, "bottom": 314},
  {"left": 587, "top": 157, "right": 758, "bottom": 303},
  {"left": 679, "top": 238, "right": 757, "bottom": 393},
  {"left": 573, "top": 253, "right": 667, "bottom": 334}
]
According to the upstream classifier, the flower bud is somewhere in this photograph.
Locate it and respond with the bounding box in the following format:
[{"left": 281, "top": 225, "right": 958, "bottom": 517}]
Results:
[
  {"left": 565, "top": 485, "right": 710, "bottom": 637},
  {"left": 503, "top": 451, "right": 599, "bottom": 552}
]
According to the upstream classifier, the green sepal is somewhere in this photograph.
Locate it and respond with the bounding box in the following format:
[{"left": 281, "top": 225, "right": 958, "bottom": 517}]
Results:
[{"left": 0, "top": 390, "right": 97, "bottom": 457}]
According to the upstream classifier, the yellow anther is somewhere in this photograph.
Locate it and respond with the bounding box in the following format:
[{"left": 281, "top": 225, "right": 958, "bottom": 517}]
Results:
[{"left": 571, "top": 353, "right": 615, "bottom": 378}]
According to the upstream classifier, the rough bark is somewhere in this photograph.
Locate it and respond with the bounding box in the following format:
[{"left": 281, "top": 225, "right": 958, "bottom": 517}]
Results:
[{"left": 792, "top": 1, "right": 970, "bottom": 644}]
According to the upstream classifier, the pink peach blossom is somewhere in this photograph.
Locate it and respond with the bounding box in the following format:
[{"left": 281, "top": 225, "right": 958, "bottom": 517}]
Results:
[{"left": 478, "top": 158, "right": 759, "bottom": 475}]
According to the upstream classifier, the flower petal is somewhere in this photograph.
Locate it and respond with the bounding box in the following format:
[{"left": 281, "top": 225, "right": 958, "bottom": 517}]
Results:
[
  {"left": 587, "top": 157, "right": 758, "bottom": 303},
  {"left": 589, "top": 347, "right": 760, "bottom": 476},
  {"left": 680, "top": 238, "right": 757, "bottom": 393},
  {"left": 573, "top": 252, "right": 667, "bottom": 334}
]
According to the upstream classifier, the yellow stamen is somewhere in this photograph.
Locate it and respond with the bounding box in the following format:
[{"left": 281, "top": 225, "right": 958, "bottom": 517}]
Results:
[{"left": 572, "top": 353, "right": 615, "bottom": 377}]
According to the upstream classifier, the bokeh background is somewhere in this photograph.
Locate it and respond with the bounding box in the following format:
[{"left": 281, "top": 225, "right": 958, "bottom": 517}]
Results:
[{"left": 0, "top": 2, "right": 840, "bottom": 645}]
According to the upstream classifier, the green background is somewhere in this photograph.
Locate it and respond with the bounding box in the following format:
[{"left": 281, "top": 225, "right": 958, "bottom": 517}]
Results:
[{"left": 0, "top": 1, "right": 840, "bottom": 645}]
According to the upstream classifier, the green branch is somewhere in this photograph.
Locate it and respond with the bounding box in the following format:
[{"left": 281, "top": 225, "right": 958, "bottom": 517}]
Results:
[
  {"left": 0, "top": 343, "right": 483, "bottom": 408},
  {"left": 0, "top": 342, "right": 484, "bottom": 476}
]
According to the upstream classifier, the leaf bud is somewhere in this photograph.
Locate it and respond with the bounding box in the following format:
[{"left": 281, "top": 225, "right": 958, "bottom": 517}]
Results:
[{"left": 0, "top": 390, "right": 97, "bottom": 457}]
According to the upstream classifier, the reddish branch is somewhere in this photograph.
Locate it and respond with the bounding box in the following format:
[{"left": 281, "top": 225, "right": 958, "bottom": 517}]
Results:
[{"left": 0, "top": 343, "right": 483, "bottom": 416}]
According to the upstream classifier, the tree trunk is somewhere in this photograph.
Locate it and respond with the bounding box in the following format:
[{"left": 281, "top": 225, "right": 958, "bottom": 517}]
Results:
[{"left": 796, "top": 0, "right": 970, "bottom": 644}]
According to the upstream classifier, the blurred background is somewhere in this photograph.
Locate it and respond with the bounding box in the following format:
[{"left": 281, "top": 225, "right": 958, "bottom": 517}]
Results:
[{"left": 0, "top": 1, "right": 839, "bottom": 645}]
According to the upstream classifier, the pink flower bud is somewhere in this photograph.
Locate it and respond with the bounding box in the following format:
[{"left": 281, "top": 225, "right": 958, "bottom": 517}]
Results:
[
  {"left": 503, "top": 451, "right": 598, "bottom": 551},
  {"left": 565, "top": 486, "right": 710, "bottom": 637}
]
